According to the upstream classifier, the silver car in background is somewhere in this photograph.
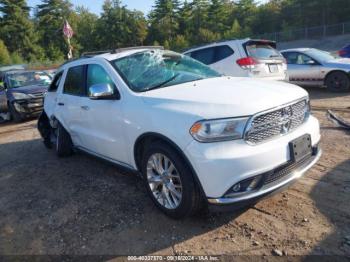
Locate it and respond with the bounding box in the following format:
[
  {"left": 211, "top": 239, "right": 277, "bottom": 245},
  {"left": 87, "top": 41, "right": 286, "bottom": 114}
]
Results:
[{"left": 281, "top": 48, "right": 350, "bottom": 92}]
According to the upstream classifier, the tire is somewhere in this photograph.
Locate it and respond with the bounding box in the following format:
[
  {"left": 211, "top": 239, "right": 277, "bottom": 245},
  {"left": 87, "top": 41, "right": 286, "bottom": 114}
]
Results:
[
  {"left": 55, "top": 122, "right": 73, "bottom": 157},
  {"left": 37, "top": 112, "right": 53, "bottom": 149},
  {"left": 141, "top": 141, "right": 203, "bottom": 219},
  {"left": 8, "top": 103, "right": 23, "bottom": 123},
  {"left": 325, "top": 71, "right": 350, "bottom": 92}
]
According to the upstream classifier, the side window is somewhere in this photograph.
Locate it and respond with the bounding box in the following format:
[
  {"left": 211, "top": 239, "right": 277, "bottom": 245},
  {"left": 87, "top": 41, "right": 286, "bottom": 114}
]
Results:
[
  {"left": 283, "top": 52, "right": 298, "bottom": 64},
  {"left": 296, "top": 54, "right": 315, "bottom": 65},
  {"left": 87, "top": 64, "right": 114, "bottom": 89},
  {"left": 283, "top": 52, "right": 315, "bottom": 65},
  {"left": 48, "top": 71, "right": 63, "bottom": 92},
  {"left": 213, "top": 45, "right": 234, "bottom": 63},
  {"left": 63, "top": 65, "right": 86, "bottom": 96},
  {"left": 190, "top": 47, "right": 215, "bottom": 65}
]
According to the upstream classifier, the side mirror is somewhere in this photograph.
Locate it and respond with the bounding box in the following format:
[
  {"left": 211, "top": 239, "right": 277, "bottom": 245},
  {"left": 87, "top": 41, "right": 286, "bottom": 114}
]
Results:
[{"left": 88, "top": 83, "right": 120, "bottom": 100}]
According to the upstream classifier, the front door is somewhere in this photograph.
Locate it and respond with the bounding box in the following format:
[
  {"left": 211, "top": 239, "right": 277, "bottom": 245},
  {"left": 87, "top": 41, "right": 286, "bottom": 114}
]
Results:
[
  {"left": 283, "top": 52, "right": 323, "bottom": 86},
  {"left": 78, "top": 63, "right": 128, "bottom": 164}
]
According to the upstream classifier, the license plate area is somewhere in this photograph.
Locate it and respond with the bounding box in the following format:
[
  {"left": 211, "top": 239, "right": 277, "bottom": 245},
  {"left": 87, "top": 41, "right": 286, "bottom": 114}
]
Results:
[
  {"left": 289, "top": 134, "right": 312, "bottom": 163},
  {"left": 268, "top": 64, "right": 279, "bottom": 73}
]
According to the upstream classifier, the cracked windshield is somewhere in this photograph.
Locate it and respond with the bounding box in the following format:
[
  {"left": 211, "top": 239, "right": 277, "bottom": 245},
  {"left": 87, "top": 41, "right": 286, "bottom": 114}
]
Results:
[{"left": 112, "top": 50, "right": 221, "bottom": 92}]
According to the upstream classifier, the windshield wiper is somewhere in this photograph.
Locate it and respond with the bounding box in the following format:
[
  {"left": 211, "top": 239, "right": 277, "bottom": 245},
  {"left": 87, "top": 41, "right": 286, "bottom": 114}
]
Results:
[{"left": 144, "top": 74, "right": 180, "bottom": 91}]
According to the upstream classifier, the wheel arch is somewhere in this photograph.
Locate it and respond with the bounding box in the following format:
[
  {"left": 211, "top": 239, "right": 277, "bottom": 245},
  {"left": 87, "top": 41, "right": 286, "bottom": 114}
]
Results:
[
  {"left": 324, "top": 70, "right": 350, "bottom": 85},
  {"left": 133, "top": 132, "right": 206, "bottom": 198}
]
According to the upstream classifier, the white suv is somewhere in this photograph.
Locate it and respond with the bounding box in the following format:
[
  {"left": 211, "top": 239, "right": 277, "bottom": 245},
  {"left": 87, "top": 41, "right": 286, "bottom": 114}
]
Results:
[
  {"left": 38, "top": 47, "right": 321, "bottom": 218},
  {"left": 184, "top": 39, "right": 288, "bottom": 81}
]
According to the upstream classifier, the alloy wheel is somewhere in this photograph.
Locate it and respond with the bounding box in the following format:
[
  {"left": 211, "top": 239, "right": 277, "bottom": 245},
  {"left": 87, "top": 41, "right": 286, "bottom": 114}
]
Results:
[{"left": 146, "top": 153, "right": 183, "bottom": 209}]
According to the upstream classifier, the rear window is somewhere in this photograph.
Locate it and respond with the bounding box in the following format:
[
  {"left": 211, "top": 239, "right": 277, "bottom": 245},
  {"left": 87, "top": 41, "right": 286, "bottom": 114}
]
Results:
[
  {"left": 245, "top": 42, "right": 283, "bottom": 60},
  {"left": 189, "top": 45, "right": 234, "bottom": 65}
]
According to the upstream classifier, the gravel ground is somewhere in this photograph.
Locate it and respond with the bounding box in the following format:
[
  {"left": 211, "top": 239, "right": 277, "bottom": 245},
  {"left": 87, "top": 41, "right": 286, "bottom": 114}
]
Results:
[{"left": 0, "top": 86, "right": 349, "bottom": 257}]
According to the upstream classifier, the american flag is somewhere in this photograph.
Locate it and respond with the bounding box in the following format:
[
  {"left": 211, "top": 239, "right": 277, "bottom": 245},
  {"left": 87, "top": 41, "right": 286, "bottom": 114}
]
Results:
[{"left": 63, "top": 20, "right": 74, "bottom": 39}]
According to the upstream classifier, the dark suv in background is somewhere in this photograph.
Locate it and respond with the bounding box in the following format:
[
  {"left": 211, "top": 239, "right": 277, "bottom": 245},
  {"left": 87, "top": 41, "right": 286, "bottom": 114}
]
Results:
[{"left": 0, "top": 70, "right": 52, "bottom": 122}]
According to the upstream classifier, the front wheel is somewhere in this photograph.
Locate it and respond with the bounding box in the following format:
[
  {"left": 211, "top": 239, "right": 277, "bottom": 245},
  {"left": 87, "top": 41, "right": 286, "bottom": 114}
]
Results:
[
  {"left": 8, "top": 103, "right": 23, "bottom": 123},
  {"left": 325, "top": 71, "right": 350, "bottom": 92},
  {"left": 141, "top": 142, "right": 203, "bottom": 219}
]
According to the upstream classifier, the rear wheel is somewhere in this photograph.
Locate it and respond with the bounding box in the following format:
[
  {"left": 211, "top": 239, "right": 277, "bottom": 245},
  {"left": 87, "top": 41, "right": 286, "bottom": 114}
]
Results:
[
  {"left": 55, "top": 122, "right": 73, "bottom": 157},
  {"left": 141, "top": 142, "right": 203, "bottom": 219},
  {"left": 325, "top": 71, "right": 350, "bottom": 92}
]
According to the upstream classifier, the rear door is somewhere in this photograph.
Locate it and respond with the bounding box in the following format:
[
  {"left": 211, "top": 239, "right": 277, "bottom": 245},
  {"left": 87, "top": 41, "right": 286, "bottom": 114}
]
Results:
[
  {"left": 55, "top": 65, "right": 87, "bottom": 147},
  {"left": 244, "top": 40, "right": 287, "bottom": 80}
]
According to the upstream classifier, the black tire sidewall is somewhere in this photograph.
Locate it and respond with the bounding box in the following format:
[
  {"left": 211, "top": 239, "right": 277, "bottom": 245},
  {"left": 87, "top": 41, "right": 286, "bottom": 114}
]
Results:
[
  {"left": 326, "top": 72, "right": 350, "bottom": 92},
  {"left": 141, "top": 142, "right": 199, "bottom": 219},
  {"left": 55, "top": 122, "right": 73, "bottom": 157}
]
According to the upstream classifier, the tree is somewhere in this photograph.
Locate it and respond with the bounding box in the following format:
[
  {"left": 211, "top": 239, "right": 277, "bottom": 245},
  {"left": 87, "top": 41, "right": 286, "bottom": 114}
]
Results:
[
  {"left": 171, "top": 35, "right": 189, "bottom": 51},
  {"left": 0, "top": 39, "right": 10, "bottom": 65},
  {"left": 75, "top": 6, "right": 99, "bottom": 53},
  {"left": 0, "top": 0, "right": 42, "bottom": 61},
  {"left": 36, "top": 0, "right": 74, "bottom": 60},
  {"left": 148, "top": 0, "right": 181, "bottom": 44},
  {"left": 94, "top": 0, "right": 147, "bottom": 49}
]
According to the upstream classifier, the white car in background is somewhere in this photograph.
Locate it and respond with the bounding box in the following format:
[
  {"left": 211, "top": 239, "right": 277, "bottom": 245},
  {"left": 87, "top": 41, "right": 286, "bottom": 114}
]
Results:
[
  {"left": 38, "top": 47, "right": 321, "bottom": 218},
  {"left": 184, "top": 39, "right": 288, "bottom": 81},
  {"left": 281, "top": 48, "right": 350, "bottom": 92}
]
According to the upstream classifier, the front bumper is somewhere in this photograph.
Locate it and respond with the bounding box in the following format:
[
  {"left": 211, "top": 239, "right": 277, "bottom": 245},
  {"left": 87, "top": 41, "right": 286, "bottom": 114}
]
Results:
[
  {"left": 12, "top": 98, "right": 44, "bottom": 117},
  {"left": 208, "top": 148, "right": 321, "bottom": 206},
  {"left": 184, "top": 115, "right": 321, "bottom": 199}
]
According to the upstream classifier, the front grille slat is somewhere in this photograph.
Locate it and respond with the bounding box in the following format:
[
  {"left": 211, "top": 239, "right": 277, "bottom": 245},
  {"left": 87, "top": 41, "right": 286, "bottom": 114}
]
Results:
[{"left": 245, "top": 100, "right": 308, "bottom": 144}]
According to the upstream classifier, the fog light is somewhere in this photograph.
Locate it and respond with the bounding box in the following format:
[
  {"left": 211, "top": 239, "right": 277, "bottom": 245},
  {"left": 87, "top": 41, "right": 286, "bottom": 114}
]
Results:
[
  {"left": 247, "top": 177, "right": 263, "bottom": 191},
  {"left": 232, "top": 183, "right": 241, "bottom": 192}
]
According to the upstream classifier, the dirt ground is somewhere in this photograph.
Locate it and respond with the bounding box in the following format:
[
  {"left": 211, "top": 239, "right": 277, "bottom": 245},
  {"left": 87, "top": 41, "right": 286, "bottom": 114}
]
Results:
[{"left": 0, "top": 86, "right": 349, "bottom": 258}]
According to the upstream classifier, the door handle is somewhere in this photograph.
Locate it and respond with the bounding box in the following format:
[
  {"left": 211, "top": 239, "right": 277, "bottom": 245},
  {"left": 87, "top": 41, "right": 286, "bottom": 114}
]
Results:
[
  {"left": 81, "top": 106, "right": 90, "bottom": 111},
  {"left": 58, "top": 102, "right": 65, "bottom": 106}
]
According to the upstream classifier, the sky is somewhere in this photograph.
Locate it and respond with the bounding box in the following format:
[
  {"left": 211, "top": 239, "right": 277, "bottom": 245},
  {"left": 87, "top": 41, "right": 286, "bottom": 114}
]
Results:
[
  {"left": 28, "top": 0, "right": 157, "bottom": 15},
  {"left": 27, "top": 0, "right": 268, "bottom": 16}
]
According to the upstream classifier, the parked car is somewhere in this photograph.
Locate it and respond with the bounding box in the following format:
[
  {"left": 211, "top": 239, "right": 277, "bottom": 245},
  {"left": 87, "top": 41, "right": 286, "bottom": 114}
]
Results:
[
  {"left": 38, "top": 47, "right": 321, "bottom": 218},
  {"left": 281, "top": 48, "right": 350, "bottom": 92},
  {"left": 338, "top": 44, "right": 350, "bottom": 58},
  {"left": 183, "top": 39, "right": 288, "bottom": 81},
  {"left": 0, "top": 70, "right": 52, "bottom": 122}
]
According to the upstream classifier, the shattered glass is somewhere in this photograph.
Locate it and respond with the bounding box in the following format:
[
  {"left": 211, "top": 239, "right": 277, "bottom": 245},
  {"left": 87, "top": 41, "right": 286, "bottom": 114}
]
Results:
[{"left": 112, "top": 50, "right": 221, "bottom": 92}]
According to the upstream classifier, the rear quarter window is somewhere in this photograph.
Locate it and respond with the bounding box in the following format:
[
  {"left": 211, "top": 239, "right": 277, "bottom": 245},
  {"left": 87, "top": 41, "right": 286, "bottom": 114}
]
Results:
[
  {"left": 190, "top": 45, "right": 234, "bottom": 65},
  {"left": 48, "top": 71, "right": 63, "bottom": 92}
]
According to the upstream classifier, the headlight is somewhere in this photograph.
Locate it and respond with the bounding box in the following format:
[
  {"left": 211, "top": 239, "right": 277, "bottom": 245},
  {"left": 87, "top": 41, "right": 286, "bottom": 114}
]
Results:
[
  {"left": 12, "top": 92, "right": 31, "bottom": 100},
  {"left": 190, "top": 117, "right": 249, "bottom": 143}
]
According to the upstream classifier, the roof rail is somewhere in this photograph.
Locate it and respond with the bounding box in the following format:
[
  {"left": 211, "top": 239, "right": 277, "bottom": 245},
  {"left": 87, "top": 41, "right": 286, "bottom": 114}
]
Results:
[
  {"left": 113, "top": 46, "right": 164, "bottom": 53},
  {"left": 81, "top": 46, "right": 164, "bottom": 58},
  {"left": 81, "top": 50, "right": 113, "bottom": 58}
]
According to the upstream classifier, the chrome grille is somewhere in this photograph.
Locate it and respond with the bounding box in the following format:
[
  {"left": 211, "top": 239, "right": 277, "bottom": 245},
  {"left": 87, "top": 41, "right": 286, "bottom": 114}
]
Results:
[{"left": 245, "top": 99, "right": 309, "bottom": 144}]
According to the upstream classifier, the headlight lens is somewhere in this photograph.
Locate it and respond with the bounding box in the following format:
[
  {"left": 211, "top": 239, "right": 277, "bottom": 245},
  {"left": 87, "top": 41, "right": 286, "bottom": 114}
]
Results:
[
  {"left": 12, "top": 92, "right": 31, "bottom": 100},
  {"left": 190, "top": 117, "right": 249, "bottom": 143}
]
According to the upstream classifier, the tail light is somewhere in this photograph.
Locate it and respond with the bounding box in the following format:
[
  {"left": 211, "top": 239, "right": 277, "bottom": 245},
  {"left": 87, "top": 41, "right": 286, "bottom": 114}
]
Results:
[
  {"left": 236, "top": 57, "right": 258, "bottom": 70},
  {"left": 338, "top": 50, "right": 346, "bottom": 56}
]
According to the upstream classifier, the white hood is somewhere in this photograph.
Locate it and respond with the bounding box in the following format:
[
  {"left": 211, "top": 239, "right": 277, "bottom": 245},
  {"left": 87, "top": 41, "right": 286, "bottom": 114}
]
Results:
[{"left": 141, "top": 77, "right": 308, "bottom": 119}]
